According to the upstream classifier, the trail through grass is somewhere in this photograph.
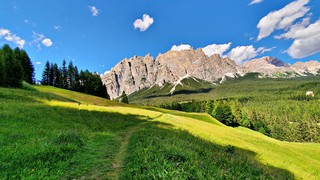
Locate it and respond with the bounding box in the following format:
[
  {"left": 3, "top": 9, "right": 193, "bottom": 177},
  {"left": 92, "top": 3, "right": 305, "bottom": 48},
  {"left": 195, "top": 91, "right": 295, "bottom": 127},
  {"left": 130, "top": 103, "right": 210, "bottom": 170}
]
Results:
[{"left": 1, "top": 85, "right": 319, "bottom": 179}]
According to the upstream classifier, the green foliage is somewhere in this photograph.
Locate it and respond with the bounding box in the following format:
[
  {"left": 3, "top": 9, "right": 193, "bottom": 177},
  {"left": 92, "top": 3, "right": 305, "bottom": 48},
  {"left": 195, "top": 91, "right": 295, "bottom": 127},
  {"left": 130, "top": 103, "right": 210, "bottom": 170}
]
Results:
[
  {"left": 41, "top": 60, "right": 109, "bottom": 99},
  {"left": 0, "top": 44, "right": 24, "bottom": 87},
  {"left": 119, "top": 91, "right": 129, "bottom": 104},
  {"left": 41, "top": 61, "right": 51, "bottom": 85},
  {"left": 15, "top": 48, "right": 34, "bottom": 84}
]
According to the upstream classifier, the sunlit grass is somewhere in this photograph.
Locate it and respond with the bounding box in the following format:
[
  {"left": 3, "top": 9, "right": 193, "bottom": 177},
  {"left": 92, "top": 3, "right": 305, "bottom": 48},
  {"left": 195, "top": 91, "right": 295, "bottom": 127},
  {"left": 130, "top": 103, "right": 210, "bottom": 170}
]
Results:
[{"left": 1, "top": 85, "right": 319, "bottom": 179}]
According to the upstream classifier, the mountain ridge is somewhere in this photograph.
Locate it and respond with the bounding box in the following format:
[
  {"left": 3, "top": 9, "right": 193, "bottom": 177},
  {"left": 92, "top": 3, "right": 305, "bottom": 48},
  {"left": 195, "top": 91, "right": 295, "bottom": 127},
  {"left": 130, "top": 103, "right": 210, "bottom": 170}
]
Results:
[{"left": 102, "top": 49, "right": 320, "bottom": 99}]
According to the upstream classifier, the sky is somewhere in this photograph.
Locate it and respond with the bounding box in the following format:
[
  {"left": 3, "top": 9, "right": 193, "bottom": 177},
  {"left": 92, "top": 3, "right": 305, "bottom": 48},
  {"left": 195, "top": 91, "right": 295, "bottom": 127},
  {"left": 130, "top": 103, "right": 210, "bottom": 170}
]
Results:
[{"left": 1, "top": 0, "right": 320, "bottom": 81}]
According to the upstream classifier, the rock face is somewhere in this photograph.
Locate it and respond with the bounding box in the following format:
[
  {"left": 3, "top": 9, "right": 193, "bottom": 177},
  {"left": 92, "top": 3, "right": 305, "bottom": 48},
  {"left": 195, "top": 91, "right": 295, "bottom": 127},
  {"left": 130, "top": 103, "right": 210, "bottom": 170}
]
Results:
[
  {"left": 102, "top": 48, "right": 240, "bottom": 99},
  {"left": 102, "top": 50, "right": 320, "bottom": 99},
  {"left": 242, "top": 56, "right": 291, "bottom": 75},
  {"left": 290, "top": 61, "right": 320, "bottom": 75}
]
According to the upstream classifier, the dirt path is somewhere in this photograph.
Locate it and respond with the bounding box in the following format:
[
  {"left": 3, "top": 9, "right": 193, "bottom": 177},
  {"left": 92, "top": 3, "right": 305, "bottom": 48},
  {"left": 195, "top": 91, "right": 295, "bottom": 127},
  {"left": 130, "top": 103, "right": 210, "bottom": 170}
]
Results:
[{"left": 106, "top": 123, "right": 144, "bottom": 180}]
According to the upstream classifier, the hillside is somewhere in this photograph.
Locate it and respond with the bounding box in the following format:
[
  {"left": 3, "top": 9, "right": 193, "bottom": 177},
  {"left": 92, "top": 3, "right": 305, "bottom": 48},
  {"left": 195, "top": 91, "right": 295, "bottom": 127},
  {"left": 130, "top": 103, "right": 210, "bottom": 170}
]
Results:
[{"left": 1, "top": 85, "right": 320, "bottom": 179}]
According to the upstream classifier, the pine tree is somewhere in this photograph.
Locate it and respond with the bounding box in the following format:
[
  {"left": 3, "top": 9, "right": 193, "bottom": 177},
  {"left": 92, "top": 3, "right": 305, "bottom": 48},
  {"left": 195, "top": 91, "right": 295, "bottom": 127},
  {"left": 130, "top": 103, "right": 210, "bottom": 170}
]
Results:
[
  {"left": 61, "top": 60, "right": 68, "bottom": 89},
  {"left": 52, "top": 63, "right": 61, "bottom": 87},
  {"left": 16, "top": 48, "right": 34, "bottom": 84},
  {"left": 41, "top": 61, "right": 51, "bottom": 85},
  {"left": 68, "top": 61, "right": 75, "bottom": 89},
  {"left": 6, "top": 45, "right": 23, "bottom": 87},
  {"left": 49, "top": 63, "right": 54, "bottom": 86},
  {"left": 73, "top": 66, "right": 80, "bottom": 90},
  {"left": 0, "top": 47, "right": 5, "bottom": 86}
]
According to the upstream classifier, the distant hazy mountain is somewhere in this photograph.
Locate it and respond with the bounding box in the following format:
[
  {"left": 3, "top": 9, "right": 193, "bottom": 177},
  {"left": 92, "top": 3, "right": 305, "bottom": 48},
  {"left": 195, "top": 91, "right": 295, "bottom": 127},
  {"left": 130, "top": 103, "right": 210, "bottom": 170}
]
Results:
[{"left": 102, "top": 49, "right": 320, "bottom": 99}]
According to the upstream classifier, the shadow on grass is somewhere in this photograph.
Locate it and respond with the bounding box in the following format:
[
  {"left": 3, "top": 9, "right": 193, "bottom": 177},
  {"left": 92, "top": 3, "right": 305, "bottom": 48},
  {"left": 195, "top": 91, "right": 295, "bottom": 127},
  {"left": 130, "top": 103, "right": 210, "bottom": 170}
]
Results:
[
  {"left": 0, "top": 103, "right": 146, "bottom": 179},
  {"left": 122, "top": 122, "right": 294, "bottom": 179},
  {"left": 145, "top": 88, "right": 213, "bottom": 99}
]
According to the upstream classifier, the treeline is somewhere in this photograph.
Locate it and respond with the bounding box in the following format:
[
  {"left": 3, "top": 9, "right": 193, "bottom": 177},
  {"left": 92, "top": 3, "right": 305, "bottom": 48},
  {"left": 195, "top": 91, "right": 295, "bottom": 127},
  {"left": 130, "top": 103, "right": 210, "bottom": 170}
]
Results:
[
  {"left": 0, "top": 44, "right": 34, "bottom": 87},
  {"left": 41, "top": 60, "right": 109, "bottom": 99},
  {"left": 158, "top": 98, "right": 320, "bottom": 143}
]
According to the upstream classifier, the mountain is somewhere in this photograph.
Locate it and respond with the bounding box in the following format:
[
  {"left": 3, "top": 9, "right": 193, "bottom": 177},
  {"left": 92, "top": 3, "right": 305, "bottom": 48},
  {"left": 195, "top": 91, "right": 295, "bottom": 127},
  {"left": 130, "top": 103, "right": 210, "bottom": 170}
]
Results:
[
  {"left": 102, "top": 50, "right": 320, "bottom": 99},
  {"left": 103, "top": 48, "right": 241, "bottom": 99}
]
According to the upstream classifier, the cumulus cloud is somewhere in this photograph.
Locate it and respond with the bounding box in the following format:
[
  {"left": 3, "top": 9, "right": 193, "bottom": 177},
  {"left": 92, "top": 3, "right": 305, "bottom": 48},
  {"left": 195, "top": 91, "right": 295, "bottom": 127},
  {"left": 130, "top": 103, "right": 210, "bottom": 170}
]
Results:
[
  {"left": 134, "top": 14, "right": 154, "bottom": 32},
  {"left": 42, "top": 38, "right": 53, "bottom": 47},
  {"left": 281, "top": 19, "right": 320, "bottom": 58},
  {"left": 89, "top": 6, "right": 99, "bottom": 16},
  {"left": 202, "top": 43, "right": 232, "bottom": 57},
  {"left": 35, "top": 61, "right": 41, "bottom": 65},
  {"left": 171, "top": 44, "right": 192, "bottom": 51},
  {"left": 0, "top": 28, "right": 25, "bottom": 48},
  {"left": 227, "top": 45, "right": 275, "bottom": 64},
  {"left": 257, "top": 0, "right": 310, "bottom": 40},
  {"left": 249, "top": 0, "right": 263, "bottom": 5},
  {"left": 32, "top": 32, "right": 53, "bottom": 49}
]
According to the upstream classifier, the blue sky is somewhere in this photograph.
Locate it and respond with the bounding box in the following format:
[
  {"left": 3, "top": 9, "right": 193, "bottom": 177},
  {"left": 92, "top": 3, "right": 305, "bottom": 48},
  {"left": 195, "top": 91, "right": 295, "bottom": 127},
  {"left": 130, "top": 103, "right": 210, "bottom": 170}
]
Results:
[{"left": 1, "top": 0, "right": 320, "bottom": 81}]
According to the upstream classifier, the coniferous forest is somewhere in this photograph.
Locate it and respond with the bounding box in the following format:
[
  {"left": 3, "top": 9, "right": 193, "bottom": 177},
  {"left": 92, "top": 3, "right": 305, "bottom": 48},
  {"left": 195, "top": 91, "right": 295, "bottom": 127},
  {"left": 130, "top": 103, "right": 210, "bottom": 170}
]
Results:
[
  {"left": 0, "top": 44, "right": 108, "bottom": 99},
  {"left": 0, "top": 44, "right": 35, "bottom": 87},
  {"left": 41, "top": 60, "right": 109, "bottom": 99}
]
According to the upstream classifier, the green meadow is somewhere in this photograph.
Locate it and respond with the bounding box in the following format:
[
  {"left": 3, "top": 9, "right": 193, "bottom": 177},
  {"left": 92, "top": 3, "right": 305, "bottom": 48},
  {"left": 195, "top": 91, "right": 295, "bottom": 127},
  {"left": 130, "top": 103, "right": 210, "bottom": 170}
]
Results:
[{"left": 0, "top": 84, "right": 319, "bottom": 179}]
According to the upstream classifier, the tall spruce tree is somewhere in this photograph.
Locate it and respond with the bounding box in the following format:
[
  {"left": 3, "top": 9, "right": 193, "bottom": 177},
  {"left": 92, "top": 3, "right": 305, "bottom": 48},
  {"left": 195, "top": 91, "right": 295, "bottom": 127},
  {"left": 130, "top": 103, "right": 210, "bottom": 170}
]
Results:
[
  {"left": 0, "top": 47, "right": 5, "bottom": 86},
  {"left": 52, "top": 63, "right": 61, "bottom": 87},
  {"left": 61, "top": 60, "right": 68, "bottom": 89},
  {"left": 67, "top": 61, "right": 75, "bottom": 89},
  {"left": 5, "top": 45, "right": 23, "bottom": 87},
  {"left": 17, "top": 49, "right": 34, "bottom": 84},
  {"left": 41, "top": 61, "right": 51, "bottom": 85},
  {"left": 73, "top": 66, "right": 80, "bottom": 90}
]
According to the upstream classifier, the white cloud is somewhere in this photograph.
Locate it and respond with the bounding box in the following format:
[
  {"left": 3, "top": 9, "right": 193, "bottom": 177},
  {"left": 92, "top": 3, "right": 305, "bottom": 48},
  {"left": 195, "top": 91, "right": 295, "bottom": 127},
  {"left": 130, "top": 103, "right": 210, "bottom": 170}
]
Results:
[
  {"left": 227, "top": 45, "right": 274, "bottom": 64},
  {"left": 0, "top": 28, "right": 25, "bottom": 48},
  {"left": 42, "top": 38, "right": 53, "bottom": 47},
  {"left": 249, "top": 0, "right": 263, "bottom": 5},
  {"left": 133, "top": 14, "right": 154, "bottom": 32},
  {"left": 89, "top": 6, "right": 99, "bottom": 17},
  {"left": 202, "top": 43, "right": 232, "bottom": 57},
  {"left": 257, "top": 0, "right": 310, "bottom": 40},
  {"left": 171, "top": 44, "right": 192, "bottom": 51},
  {"left": 32, "top": 32, "right": 53, "bottom": 49},
  {"left": 35, "top": 61, "right": 41, "bottom": 65},
  {"left": 281, "top": 19, "right": 320, "bottom": 58}
]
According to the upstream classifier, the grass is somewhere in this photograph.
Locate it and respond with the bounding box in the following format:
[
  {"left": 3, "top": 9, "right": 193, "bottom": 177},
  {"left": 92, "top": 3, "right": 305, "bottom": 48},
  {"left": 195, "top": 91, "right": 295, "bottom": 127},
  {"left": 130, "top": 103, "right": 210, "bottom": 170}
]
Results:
[{"left": 1, "top": 85, "right": 319, "bottom": 179}]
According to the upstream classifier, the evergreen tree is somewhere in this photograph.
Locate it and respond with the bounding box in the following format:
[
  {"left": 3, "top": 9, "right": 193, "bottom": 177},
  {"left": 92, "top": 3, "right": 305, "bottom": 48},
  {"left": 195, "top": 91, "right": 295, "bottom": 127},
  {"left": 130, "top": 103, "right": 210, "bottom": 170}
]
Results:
[
  {"left": 52, "top": 63, "right": 61, "bottom": 87},
  {"left": 41, "top": 61, "right": 51, "bottom": 85},
  {"left": 49, "top": 63, "right": 54, "bottom": 86},
  {"left": 73, "top": 66, "right": 80, "bottom": 90},
  {"left": 0, "top": 48, "right": 5, "bottom": 86},
  {"left": 6, "top": 45, "right": 23, "bottom": 87},
  {"left": 16, "top": 48, "right": 34, "bottom": 84},
  {"left": 68, "top": 61, "right": 75, "bottom": 89},
  {"left": 119, "top": 91, "right": 129, "bottom": 104},
  {"left": 61, "top": 60, "right": 68, "bottom": 89}
]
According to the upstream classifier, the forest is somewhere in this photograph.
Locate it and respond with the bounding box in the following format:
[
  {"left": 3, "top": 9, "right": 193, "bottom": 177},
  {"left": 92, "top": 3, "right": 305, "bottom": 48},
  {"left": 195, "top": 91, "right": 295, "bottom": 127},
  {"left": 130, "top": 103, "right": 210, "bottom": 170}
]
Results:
[
  {"left": 156, "top": 76, "right": 320, "bottom": 143},
  {"left": 41, "top": 60, "right": 109, "bottom": 99},
  {"left": 0, "top": 44, "right": 34, "bottom": 87}
]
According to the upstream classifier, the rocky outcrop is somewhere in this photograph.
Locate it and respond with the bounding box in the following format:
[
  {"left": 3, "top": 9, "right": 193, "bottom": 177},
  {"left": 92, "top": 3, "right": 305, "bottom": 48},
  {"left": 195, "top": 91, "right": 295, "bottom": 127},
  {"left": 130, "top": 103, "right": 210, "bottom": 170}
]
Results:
[
  {"left": 102, "top": 48, "right": 240, "bottom": 99},
  {"left": 242, "top": 56, "right": 292, "bottom": 75},
  {"left": 102, "top": 50, "right": 320, "bottom": 99},
  {"left": 290, "top": 61, "right": 320, "bottom": 75}
]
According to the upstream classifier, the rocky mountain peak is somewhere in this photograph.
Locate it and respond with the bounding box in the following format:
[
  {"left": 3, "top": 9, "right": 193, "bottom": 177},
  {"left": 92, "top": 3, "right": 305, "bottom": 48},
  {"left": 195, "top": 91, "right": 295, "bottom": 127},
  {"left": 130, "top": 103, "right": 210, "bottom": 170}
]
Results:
[{"left": 102, "top": 52, "right": 320, "bottom": 99}]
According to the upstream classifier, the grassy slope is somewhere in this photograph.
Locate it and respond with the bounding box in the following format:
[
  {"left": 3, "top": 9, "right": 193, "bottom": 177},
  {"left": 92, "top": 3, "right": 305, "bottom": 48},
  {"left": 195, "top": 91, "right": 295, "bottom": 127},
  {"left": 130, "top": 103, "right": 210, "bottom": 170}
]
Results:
[
  {"left": 130, "top": 74, "right": 320, "bottom": 105},
  {"left": 1, "top": 85, "right": 319, "bottom": 179}
]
